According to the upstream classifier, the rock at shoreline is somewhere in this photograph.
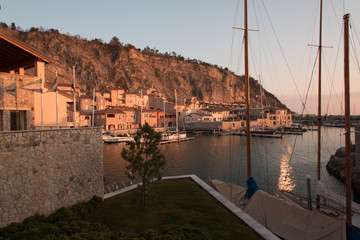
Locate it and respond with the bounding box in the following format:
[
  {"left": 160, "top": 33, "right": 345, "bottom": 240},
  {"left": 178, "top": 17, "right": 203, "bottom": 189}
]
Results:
[{"left": 326, "top": 146, "right": 360, "bottom": 202}]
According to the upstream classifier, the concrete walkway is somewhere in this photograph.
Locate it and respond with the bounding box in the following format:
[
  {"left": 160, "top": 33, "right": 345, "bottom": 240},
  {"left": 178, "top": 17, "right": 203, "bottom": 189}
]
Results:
[{"left": 104, "top": 174, "right": 279, "bottom": 240}]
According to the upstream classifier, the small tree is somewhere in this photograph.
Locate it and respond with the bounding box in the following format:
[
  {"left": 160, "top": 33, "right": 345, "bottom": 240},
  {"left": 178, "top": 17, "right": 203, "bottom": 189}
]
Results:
[{"left": 121, "top": 123, "right": 165, "bottom": 210}]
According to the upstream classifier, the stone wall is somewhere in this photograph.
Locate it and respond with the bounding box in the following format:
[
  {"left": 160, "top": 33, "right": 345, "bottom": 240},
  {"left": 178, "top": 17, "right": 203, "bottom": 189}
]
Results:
[{"left": 0, "top": 128, "right": 103, "bottom": 228}]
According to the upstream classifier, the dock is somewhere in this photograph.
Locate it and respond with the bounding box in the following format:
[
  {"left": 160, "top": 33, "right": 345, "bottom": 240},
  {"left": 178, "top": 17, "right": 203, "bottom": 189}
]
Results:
[
  {"left": 159, "top": 137, "right": 195, "bottom": 145},
  {"left": 238, "top": 132, "right": 283, "bottom": 138}
]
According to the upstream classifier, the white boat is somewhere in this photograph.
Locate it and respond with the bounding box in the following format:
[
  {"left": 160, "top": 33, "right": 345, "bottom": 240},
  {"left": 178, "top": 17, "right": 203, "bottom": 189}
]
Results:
[
  {"left": 161, "top": 131, "right": 187, "bottom": 141},
  {"left": 102, "top": 134, "right": 134, "bottom": 143}
]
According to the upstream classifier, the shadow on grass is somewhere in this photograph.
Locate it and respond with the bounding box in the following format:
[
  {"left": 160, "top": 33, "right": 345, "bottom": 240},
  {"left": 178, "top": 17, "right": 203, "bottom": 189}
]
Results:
[{"left": 85, "top": 178, "right": 262, "bottom": 240}]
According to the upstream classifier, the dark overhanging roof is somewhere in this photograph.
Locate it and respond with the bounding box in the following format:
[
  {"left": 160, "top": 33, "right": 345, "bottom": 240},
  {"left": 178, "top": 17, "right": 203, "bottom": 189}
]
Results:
[{"left": 0, "top": 28, "right": 51, "bottom": 72}]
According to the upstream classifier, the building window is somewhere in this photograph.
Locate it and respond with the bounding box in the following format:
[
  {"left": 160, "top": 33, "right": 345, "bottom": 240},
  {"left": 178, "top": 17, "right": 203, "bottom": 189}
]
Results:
[
  {"left": 10, "top": 111, "right": 27, "bottom": 131},
  {"left": 107, "top": 114, "right": 115, "bottom": 118}
]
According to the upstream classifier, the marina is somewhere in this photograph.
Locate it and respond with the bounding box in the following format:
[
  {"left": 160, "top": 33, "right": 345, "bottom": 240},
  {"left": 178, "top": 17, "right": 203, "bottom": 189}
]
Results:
[{"left": 103, "top": 126, "right": 355, "bottom": 202}]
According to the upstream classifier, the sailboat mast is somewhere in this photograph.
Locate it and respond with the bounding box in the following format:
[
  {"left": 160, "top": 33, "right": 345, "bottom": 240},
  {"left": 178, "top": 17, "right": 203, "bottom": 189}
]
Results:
[
  {"left": 343, "top": 13, "right": 351, "bottom": 227},
  {"left": 316, "top": 0, "right": 323, "bottom": 209},
  {"left": 244, "top": 0, "right": 251, "bottom": 178}
]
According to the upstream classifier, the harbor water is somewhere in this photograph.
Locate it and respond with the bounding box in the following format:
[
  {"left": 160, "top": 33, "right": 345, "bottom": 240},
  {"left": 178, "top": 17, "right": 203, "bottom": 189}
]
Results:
[{"left": 103, "top": 127, "right": 354, "bottom": 200}]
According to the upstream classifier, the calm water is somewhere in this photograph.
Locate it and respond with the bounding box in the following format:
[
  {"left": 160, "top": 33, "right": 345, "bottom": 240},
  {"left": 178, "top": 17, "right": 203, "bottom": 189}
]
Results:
[{"left": 103, "top": 127, "right": 354, "bottom": 199}]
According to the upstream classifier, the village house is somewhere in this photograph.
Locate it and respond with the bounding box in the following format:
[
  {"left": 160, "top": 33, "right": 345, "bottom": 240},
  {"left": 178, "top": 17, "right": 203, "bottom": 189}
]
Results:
[
  {"left": 184, "top": 112, "right": 214, "bottom": 124},
  {"left": 41, "top": 82, "right": 74, "bottom": 128},
  {"left": 178, "top": 95, "right": 200, "bottom": 111},
  {"left": 94, "top": 91, "right": 111, "bottom": 110},
  {"left": 125, "top": 92, "right": 140, "bottom": 108},
  {"left": 79, "top": 95, "right": 93, "bottom": 111},
  {"left": 94, "top": 108, "right": 126, "bottom": 131},
  {"left": 109, "top": 88, "right": 126, "bottom": 106},
  {"left": 120, "top": 107, "right": 137, "bottom": 129},
  {"left": 57, "top": 83, "right": 82, "bottom": 96},
  {"left": 136, "top": 109, "right": 159, "bottom": 128},
  {"left": 78, "top": 111, "right": 92, "bottom": 127},
  {"left": 253, "top": 108, "right": 292, "bottom": 128}
]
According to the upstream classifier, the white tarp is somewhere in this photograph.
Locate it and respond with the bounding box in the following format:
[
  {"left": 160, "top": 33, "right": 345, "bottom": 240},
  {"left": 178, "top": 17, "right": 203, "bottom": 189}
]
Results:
[
  {"left": 212, "top": 180, "right": 346, "bottom": 240},
  {"left": 244, "top": 190, "right": 346, "bottom": 240}
]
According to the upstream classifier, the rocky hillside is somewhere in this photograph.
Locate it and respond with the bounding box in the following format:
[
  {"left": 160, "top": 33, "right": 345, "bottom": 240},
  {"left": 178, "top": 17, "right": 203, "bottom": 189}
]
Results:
[{"left": 5, "top": 27, "right": 287, "bottom": 108}]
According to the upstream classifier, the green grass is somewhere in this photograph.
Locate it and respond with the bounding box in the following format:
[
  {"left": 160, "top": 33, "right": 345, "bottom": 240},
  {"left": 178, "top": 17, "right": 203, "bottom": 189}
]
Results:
[{"left": 85, "top": 178, "right": 262, "bottom": 240}]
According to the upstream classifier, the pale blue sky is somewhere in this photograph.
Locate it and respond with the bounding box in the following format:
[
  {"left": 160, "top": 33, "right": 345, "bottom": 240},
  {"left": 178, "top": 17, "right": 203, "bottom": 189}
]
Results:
[{"left": 1, "top": 0, "right": 360, "bottom": 115}]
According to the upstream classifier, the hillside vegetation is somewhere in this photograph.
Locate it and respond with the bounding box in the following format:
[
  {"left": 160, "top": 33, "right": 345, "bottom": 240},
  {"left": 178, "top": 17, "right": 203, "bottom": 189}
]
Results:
[{"left": 3, "top": 25, "right": 287, "bottom": 108}]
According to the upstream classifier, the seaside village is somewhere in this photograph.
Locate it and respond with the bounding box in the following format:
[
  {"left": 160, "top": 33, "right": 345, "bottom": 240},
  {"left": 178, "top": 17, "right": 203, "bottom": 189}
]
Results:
[
  {"left": 0, "top": 31, "right": 293, "bottom": 135},
  {"left": 0, "top": 27, "right": 305, "bottom": 239}
]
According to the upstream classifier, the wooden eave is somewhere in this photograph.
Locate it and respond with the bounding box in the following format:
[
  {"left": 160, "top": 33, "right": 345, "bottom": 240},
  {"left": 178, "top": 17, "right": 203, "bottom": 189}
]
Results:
[{"left": 0, "top": 28, "right": 51, "bottom": 72}]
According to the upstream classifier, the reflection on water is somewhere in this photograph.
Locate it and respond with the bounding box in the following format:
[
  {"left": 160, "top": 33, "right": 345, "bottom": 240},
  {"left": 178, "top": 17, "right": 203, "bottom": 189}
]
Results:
[
  {"left": 277, "top": 154, "right": 295, "bottom": 191},
  {"left": 277, "top": 144, "right": 295, "bottom": 191},
  {"left": 103, "top": 127, "right": 353, "bottom": 200}
]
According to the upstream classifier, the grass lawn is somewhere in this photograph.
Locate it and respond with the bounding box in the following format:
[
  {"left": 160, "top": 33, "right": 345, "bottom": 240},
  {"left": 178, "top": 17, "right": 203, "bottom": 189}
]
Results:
[{"left": 86, "top": 178, "right": 263, "bottom": 239}]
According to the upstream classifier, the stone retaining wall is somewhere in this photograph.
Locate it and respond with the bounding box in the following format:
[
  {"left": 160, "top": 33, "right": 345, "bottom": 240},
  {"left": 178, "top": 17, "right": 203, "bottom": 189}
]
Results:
[{"left": 0, "top": 128, "right": 103, "bottom": 228}]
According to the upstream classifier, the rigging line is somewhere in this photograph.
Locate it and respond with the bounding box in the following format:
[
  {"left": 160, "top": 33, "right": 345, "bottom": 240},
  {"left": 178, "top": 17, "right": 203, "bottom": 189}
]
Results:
[
  {"left": 325, "top": 28, "right": 343, "bottom": 114},
  {"left": 260, "top": 0, "right": 306, "bottom": 110},
  {"left": 352, "top": 20, "right": 360, "bottom": 55},
  {"left": 236, "top": 35, "right": 245, "bottom": 75},
  {"left": 289, "top": 56, "right": 319, "bottom": 166},
  {"left": 252, "top": 0, "right": 262, "bottom": 75},
  {"left": 303, "top": 52, "right": 319, "bottom": 116},
  {"left": 257, "top": 36, "right": 277, "bottom": 100},
  {"left": 321, "top": 128, "right": 334, "bottom": 156},
  {"left": 350, "top": 25, "right": 360, "bottom": 72},
  {"left": 259, "top": 31, "right": 286, "bottom": 104},
  {"left": 329, "top": 0, "right": 342, "bottom": 29},
  {"left": 301, "top": 5, "right": 318, "bottom": 101},
  {"left": 228, "top": 0, "right": 241, "bottom": 69},
  {"left": 249, "top": 41, "right": 260, "bottom": 80},
  {"left": 254, "top": 0, "right": 280, "bottom": 101}
]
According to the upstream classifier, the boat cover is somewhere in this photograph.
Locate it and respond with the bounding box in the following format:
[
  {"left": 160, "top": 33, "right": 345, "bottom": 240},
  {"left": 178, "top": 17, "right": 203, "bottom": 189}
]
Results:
[
  {"left": 317, "top": 180, "right": 360, "bottom": 214},
  {"left": 244, "top": 190, "right": 346, "bottom": 240},
  {"left": 211, "top": 180, "right": 346, "bottom": 240},
  {"left": 211, "top": 179, "right": 248, "bottom": 207}
]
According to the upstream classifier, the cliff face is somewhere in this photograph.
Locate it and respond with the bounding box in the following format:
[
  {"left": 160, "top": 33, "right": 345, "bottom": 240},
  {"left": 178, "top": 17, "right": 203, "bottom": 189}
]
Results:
[{"left": 8, "top": 28, "right": 286, "bottom": 108}]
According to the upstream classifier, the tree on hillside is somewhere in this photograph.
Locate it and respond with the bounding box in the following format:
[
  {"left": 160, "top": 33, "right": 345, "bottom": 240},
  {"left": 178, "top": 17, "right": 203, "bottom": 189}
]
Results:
[
  {"left": 121, "top": 123, "right": 165, "bottom": 210},
  {"left": 10, "top": 22, "right": 16, "bottom": 30}
]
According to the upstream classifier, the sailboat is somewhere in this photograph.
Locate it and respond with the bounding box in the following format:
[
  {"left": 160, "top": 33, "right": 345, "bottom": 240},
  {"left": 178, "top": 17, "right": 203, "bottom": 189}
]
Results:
[
  {"left": 211, "top": 1, "right": 352, "bottom": 239},
  {"left": 161, "top": 89, "right": 187, "bottom": 141}
]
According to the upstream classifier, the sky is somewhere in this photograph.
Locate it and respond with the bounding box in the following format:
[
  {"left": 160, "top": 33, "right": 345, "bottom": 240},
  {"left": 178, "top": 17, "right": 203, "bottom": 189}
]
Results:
[{"left": 1, "top": 0, "right": 360, "bottom": 115}]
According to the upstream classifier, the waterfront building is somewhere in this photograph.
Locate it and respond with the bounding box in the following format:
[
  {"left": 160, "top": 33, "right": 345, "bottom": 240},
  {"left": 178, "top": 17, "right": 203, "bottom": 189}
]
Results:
[
  {"left": 254, "top": 108, "right": 292, "bottom": 128},
  {"left": 94, "top": 108, "right": 126, "bottom": 131},
  {"left": 199, "top": 108, "right": 231, "bottom": 122},
  {"left": 184, "top": 113, "right": 214, "bottom": 123},
  {"left": 120, "top": 107, "right": 137, "bottom": 129},
  {"left": 136, "top": 109, "right": 160, "bottom": 128}
]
